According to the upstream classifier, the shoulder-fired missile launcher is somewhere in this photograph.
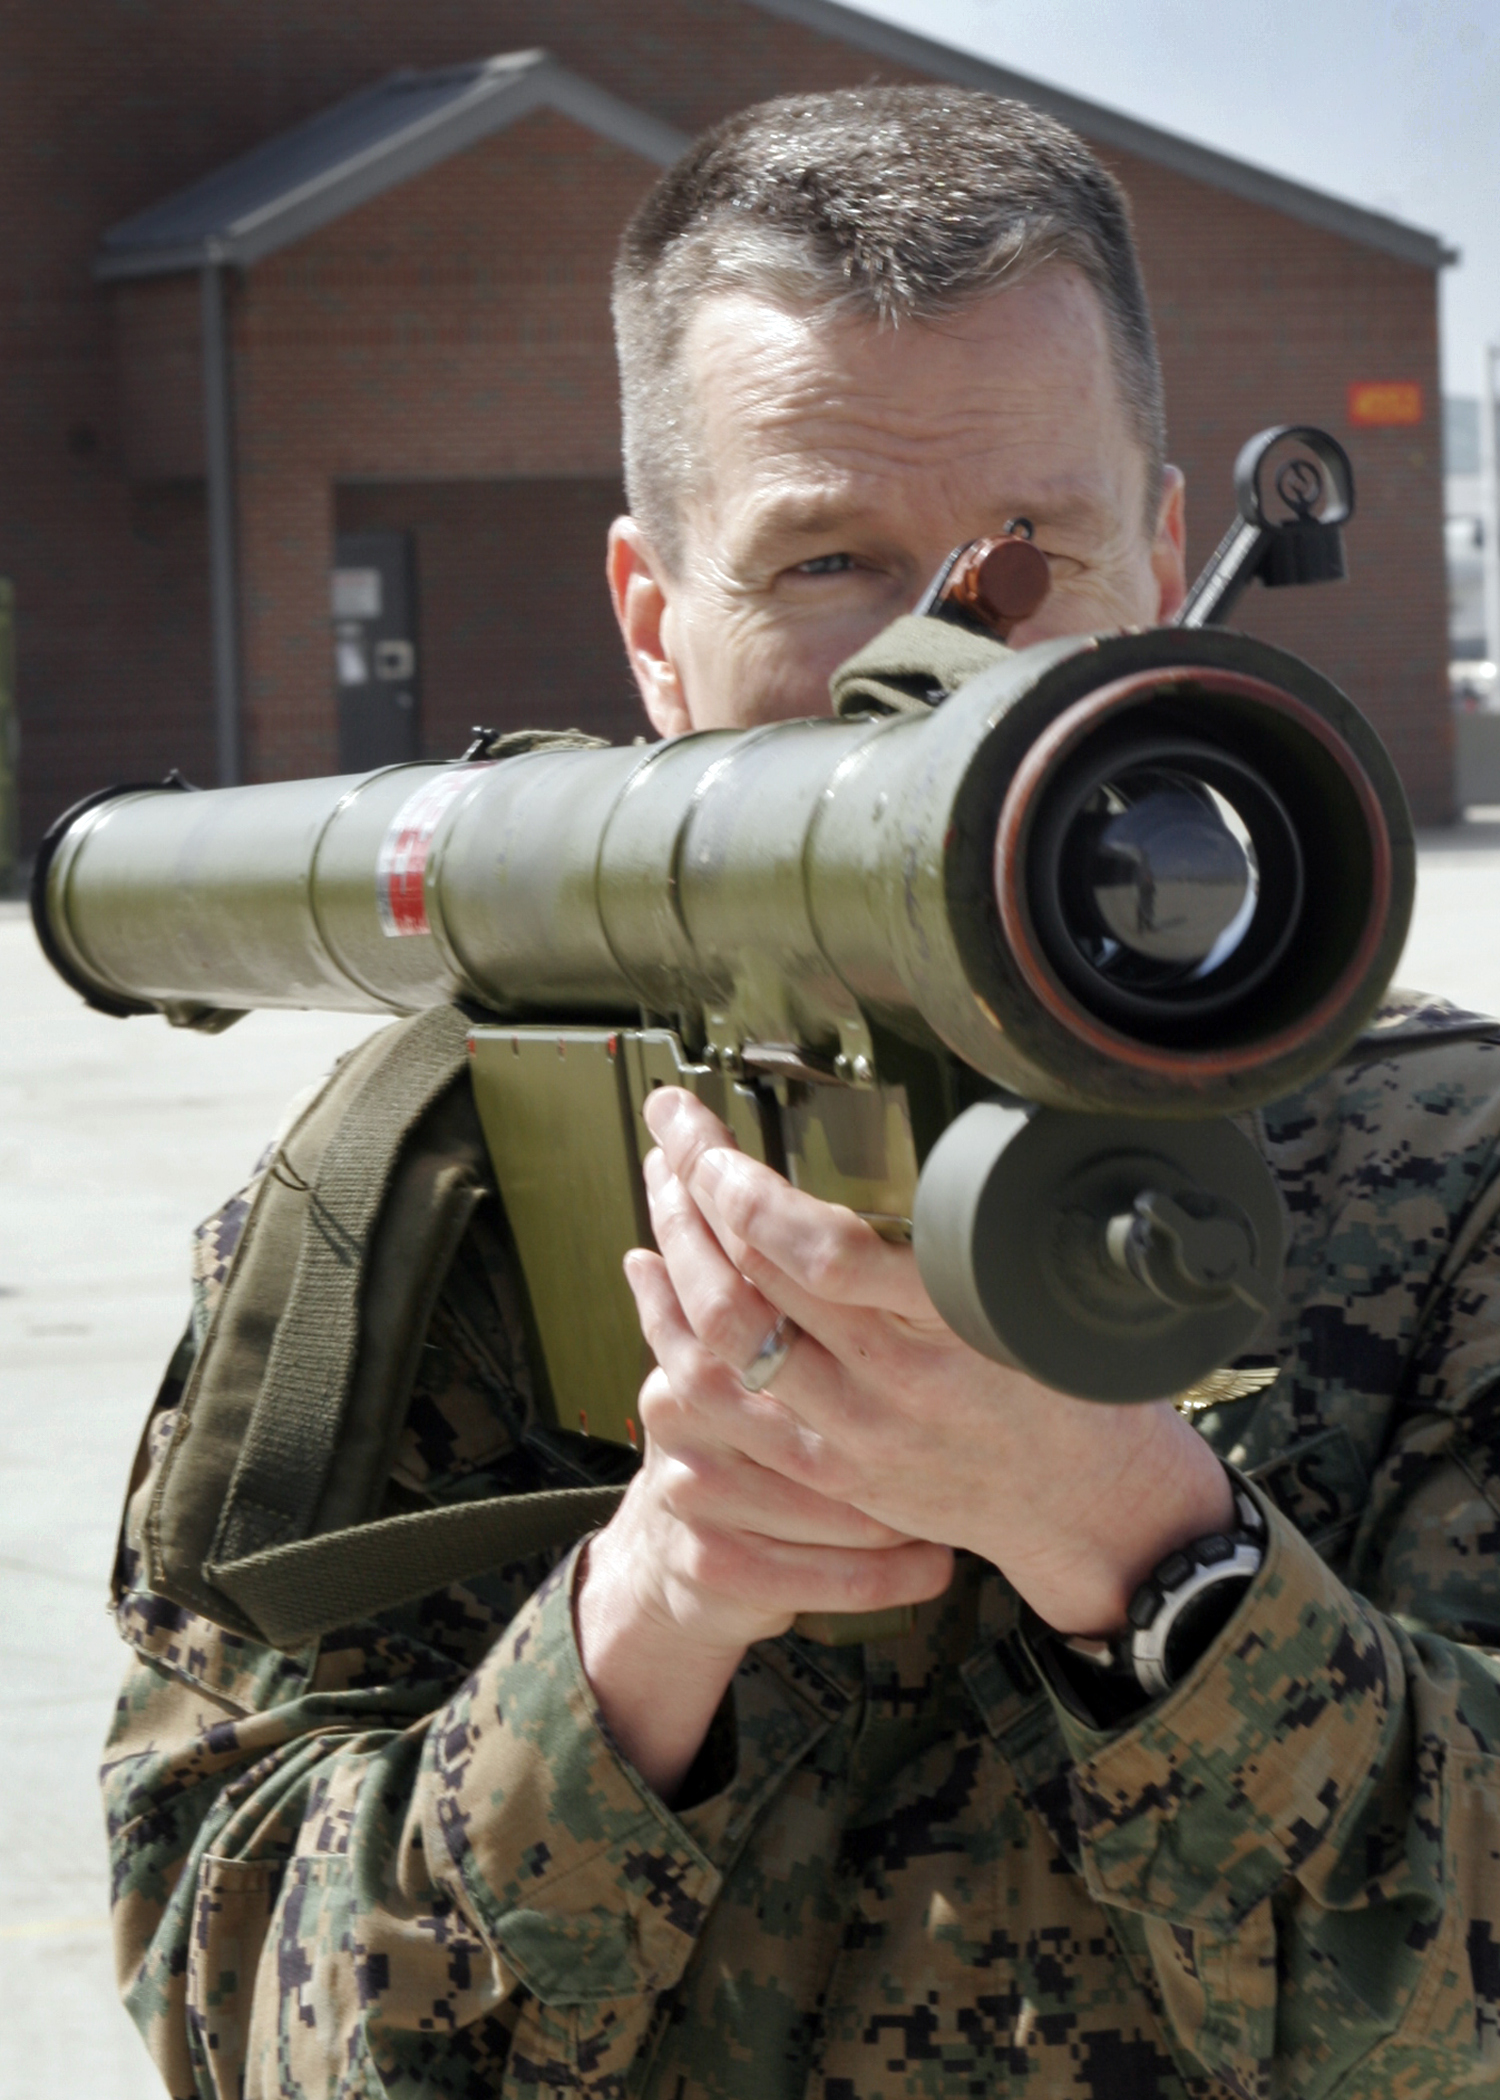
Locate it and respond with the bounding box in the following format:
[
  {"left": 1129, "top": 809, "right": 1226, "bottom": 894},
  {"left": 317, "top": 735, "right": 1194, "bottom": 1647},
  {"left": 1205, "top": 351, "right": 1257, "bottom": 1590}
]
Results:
[{"left": 32, "top": 429, "right": 1412, "bottom": 1440}]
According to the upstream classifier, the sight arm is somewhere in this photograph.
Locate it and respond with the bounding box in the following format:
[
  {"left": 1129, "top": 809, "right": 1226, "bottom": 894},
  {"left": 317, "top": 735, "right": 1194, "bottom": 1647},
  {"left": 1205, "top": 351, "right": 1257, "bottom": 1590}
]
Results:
[{"left": 1175, "top": 424, "right": 1355, "bottom": 629}]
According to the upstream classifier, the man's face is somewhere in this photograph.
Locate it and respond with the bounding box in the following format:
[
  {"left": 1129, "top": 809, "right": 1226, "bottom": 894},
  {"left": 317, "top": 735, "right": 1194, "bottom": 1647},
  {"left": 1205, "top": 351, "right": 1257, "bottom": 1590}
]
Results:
[{"left": 608, "top": 262, "right": 1186, "bottom": 734}]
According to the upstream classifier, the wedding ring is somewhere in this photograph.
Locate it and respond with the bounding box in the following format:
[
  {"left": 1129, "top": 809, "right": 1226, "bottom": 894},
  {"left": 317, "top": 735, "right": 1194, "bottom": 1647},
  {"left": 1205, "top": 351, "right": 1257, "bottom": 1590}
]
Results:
[{"left": 740, "top": 1312, "right": 796, "bottom": 1393}]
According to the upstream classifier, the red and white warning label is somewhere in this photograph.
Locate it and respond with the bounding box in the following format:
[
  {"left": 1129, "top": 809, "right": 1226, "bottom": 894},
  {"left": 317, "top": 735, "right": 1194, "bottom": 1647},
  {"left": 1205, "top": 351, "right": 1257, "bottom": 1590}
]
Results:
[{"left": 375, "top": 765, "right": 488, "bottom": 937}]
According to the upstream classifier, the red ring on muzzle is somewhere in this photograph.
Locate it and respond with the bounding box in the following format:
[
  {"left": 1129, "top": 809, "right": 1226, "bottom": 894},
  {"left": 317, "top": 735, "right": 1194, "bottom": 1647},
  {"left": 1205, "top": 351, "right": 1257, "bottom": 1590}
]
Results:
[{"left": 992, "top": 664, "right": 1393, "bottom": 1080}]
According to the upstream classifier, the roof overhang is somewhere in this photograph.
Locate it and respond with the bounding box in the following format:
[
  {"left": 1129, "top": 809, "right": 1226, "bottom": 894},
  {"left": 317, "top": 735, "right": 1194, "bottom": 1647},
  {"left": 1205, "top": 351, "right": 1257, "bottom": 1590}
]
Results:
[
  {"left": 96, "top": 51, "right": 689, "bottom": 282},
  {"left": 752, "top": 0, "right": 1458, "bottom": 271}
]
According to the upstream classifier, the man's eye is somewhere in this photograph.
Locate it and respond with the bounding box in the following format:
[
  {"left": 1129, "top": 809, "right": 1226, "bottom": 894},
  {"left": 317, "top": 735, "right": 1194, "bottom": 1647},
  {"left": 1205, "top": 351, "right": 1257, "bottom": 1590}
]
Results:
[{"left": 792, "top": 553, "right": 858, "bottom": 575}]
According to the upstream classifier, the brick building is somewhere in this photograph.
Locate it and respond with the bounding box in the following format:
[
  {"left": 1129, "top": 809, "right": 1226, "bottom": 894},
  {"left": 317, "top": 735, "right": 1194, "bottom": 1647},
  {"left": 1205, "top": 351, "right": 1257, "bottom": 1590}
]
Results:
[{"left": 2, "top": 0, "right": 1455, "bottom": 845}]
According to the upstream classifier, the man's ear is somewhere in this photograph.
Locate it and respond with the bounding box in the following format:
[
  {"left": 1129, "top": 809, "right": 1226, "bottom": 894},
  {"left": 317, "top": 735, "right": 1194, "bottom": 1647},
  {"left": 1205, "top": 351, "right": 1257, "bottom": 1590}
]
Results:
[
  {"left": 607, "top": 517, "right": 693, "bottom": 738},
  {"left": 1150, "top": 465, "right": 1188, "bottom": 623}
]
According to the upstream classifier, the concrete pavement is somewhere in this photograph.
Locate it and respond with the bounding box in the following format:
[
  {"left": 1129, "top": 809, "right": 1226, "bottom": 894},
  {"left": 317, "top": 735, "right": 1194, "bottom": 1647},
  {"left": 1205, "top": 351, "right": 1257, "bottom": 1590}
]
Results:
[
  {"left": 0, "top": 910, "right": 383, "bottom": 2098},
  {"left": 3, "top": 817, "right": 1500, "bottom": 2096}
]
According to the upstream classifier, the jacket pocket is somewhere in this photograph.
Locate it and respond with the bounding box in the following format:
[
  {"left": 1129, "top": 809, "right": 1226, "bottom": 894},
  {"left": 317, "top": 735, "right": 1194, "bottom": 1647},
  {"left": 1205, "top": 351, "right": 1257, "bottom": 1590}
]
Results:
[{"left": 187, "top": 1854, "right": 284, "bottom": 2099}]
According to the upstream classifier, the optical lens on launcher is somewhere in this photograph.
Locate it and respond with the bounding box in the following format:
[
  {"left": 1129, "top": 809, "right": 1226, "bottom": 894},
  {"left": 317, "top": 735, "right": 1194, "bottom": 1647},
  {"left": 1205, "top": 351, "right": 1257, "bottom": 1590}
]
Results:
[{"left": 1061, "top": 767, "right": 1260, "bottom": 990}]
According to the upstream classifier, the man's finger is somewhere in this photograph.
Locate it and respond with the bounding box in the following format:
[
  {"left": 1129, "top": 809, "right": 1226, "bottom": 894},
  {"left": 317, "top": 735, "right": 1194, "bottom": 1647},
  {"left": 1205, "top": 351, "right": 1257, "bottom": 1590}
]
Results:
[
  {"left": 645, "top": 1087, "right": 944, "bottom": 1339},
  {"left": 654, "top": 1524, "right": 955, "bottom": 1623},
  {"left": 639, "top": 1160, "right": 917, "bottom": 1482},
  {"left": 697, "top": 1144, "right": 935, "bottom": 1319},
  {"left": 642, "top": 1147, "right": 797, "bottom": 1377},
  {"left": 640, "top": 1402, "right": 920, "bottom": 1550},
  {"left": 624, "top": 1248, "right": 841, "bottom": 1483},
  {"left": 642, "top": 1085, "right": 738, "bottom": 1180},
  {"left": 625, "top": 1248, "right": 923, "bottom": 1515},
  {"left": 644, "top": 1146, "right": 907, "bottom": 1406},
  {"left": 647, "top": 1087, "right": 933, "bottom": 1315},
  {"left": 640, "top": 1133, "right": 963, "bottom": 1451}
]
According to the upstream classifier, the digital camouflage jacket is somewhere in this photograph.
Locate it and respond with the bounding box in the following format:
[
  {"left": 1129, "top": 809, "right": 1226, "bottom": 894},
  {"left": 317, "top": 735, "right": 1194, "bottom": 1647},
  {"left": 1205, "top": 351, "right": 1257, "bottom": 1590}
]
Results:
[{"left": 102, "top": 997, "right": 1500, "bottom": 2100}]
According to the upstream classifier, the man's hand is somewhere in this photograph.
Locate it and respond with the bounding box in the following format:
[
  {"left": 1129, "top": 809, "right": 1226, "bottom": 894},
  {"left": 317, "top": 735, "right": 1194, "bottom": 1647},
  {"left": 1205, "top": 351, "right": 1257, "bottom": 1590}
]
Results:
[
  {"left": 576, "top": 1127, "right": 951, "bottom": 1795},
  {"left": 576, "top": 1088, "right": 1233, "bottom": 1798}
]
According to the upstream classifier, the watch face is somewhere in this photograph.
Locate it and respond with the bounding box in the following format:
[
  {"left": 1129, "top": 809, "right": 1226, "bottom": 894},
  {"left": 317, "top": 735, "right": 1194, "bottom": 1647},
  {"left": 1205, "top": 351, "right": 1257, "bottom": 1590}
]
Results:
[{"left": 1160, "top": 1571, "right": 1255, "bottom": 1685}]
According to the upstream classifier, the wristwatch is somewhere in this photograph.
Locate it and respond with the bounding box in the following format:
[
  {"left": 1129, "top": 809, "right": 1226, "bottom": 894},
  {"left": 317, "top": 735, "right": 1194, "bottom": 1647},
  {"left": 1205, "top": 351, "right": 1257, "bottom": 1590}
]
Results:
[{"left": 1060, "top": 1479, "right": 1266, "bottom": 1702}]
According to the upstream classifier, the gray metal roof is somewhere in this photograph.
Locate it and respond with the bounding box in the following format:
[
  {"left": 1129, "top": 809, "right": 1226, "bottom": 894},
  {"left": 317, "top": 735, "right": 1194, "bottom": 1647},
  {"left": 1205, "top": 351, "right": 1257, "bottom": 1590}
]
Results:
[
  {"left": 96, "top": 51, "right": 689, "bottom": 280},
  {"left": 752, "top": 0, "right": 1456, "bottom": 271}
]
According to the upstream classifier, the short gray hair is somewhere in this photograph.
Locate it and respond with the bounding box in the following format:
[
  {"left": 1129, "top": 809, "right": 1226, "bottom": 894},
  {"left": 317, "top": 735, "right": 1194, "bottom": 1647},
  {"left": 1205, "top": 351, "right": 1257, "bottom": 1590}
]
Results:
[{"left": 613, "top": 86, "right": 1167, "bottom": 572}]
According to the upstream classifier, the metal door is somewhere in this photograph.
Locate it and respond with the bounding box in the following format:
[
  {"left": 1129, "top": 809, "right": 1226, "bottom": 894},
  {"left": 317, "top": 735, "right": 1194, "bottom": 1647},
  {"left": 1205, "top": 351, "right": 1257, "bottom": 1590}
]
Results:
[{"left": 332, "top": 531, "right": 420, "bottom": 771}]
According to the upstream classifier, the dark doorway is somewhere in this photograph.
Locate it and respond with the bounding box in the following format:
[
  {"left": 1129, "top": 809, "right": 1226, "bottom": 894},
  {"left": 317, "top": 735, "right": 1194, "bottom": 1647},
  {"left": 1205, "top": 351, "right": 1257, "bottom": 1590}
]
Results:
[
  {"left": 335, "top": 479, "right": 640, "bottom": 757},
  {"left": 332, "top": 530, "right": 421, "bottom": 771}
]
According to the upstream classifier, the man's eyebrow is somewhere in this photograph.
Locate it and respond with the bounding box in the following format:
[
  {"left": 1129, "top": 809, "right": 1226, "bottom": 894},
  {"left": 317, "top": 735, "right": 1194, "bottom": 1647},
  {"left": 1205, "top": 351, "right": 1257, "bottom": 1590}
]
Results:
[
  {"left": 736, "top": 493, "right": 871, "bottom": 554},
  {"left": 733, "top": 479, "right": 1118, "bottom": 565}
]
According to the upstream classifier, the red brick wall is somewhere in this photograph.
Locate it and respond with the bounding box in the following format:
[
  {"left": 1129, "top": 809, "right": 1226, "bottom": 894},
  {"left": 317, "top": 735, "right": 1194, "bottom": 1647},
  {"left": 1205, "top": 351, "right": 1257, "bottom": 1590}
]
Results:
[
  {"left": 336, "top": 477, "right": 637, "bottom": 753},
  {"left": 228, "top": 109, "right": 652, "bottom": 780},
  {"left": 0, "top": 0, "right": 1453, "bottom": 844},
  {"left": 115, "top": 277, "right": 204, "bottom": 482}
]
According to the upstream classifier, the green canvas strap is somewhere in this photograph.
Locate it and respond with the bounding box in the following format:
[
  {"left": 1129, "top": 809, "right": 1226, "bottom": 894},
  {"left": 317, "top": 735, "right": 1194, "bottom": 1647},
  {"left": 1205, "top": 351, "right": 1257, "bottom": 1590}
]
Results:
[
  {"left": 208, "top": 1003, "right": 474, "bottom": 1570},
  {"left": 145, "top": 1024, "right": 408, "bottom": 1634},
  {"left": 199, "top": 998, "right": 629, "bottom": 1645},
  {"left": 830, "top": 613, "right": 1009, "bottom": 718},
  {"left": 213, "top": 1483, "right": 627, "bottom": 1649}
]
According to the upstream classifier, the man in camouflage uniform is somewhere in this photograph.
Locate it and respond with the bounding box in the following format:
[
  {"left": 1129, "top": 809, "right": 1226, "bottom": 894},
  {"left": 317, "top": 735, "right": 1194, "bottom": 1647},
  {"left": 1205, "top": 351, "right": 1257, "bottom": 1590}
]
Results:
[{"left": 103, "top": 89, "right": 1500, "bottom": 2098}]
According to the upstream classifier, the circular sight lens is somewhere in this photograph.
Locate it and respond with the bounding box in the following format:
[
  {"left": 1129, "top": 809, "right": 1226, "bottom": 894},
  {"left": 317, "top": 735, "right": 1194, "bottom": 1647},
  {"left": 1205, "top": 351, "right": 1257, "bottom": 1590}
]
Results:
[
  {"left": 1062, "top": 768, "right": 1258, "bottom": 991},
  {"left": 1025, "top": 737, "right": 1305, "bottom": 1035}
]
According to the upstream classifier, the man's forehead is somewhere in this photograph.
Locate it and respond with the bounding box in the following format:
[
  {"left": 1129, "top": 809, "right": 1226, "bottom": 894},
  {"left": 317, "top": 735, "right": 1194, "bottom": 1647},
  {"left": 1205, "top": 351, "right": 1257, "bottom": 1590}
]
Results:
[
  {"left": 688, "top": 273, "right": 1114, "bottom": 422},
  {"left": 677, "top": 271, "right": 1142, "bottom": 545}
]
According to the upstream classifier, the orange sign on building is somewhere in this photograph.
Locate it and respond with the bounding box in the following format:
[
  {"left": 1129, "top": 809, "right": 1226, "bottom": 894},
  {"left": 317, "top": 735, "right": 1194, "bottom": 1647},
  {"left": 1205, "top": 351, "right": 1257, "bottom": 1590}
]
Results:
[{"left": 1347, "top": 380, "right": 1424, "bottom": 427}]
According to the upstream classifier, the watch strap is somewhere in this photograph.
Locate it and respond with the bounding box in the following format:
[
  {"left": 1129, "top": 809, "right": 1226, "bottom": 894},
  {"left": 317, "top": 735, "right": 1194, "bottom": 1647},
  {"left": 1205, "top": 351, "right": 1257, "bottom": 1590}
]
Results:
[{"left": 1029, "top": 1476, "right": 1266, "bottom": 1724}]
